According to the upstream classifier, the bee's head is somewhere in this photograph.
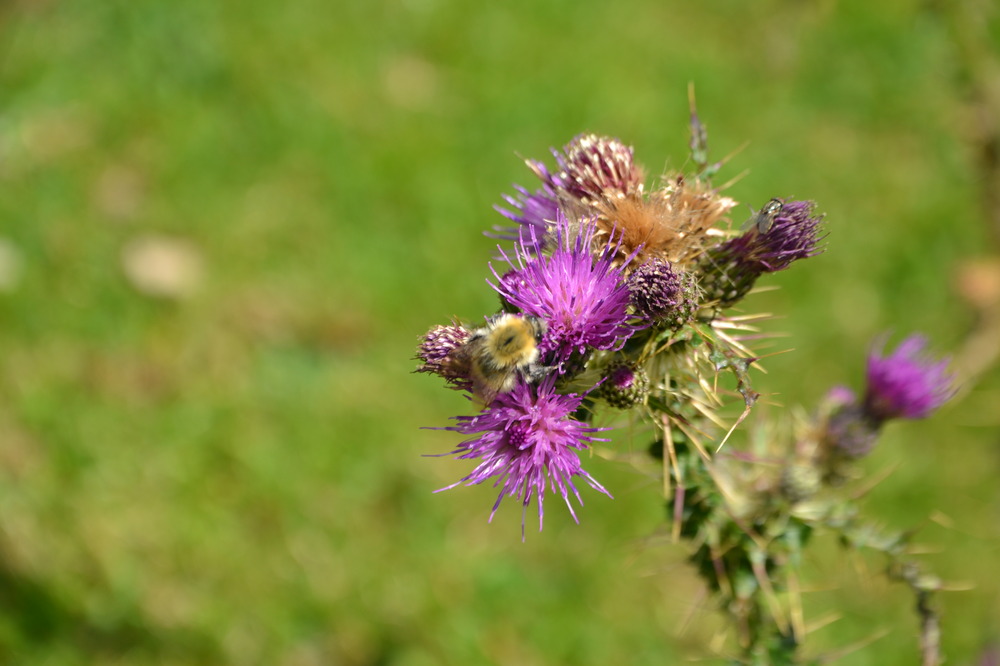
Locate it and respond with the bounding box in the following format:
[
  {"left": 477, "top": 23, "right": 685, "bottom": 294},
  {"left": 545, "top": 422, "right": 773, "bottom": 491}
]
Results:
[{"left": 523, "top": 315, "right": 547, "bottom": 343}]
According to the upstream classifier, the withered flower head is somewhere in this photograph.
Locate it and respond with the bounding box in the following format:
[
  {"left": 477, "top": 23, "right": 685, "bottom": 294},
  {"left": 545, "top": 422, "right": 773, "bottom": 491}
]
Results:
[
  {"left": 530, "top": 133, "right": 645, "bottom": 203},
  {"left": 591, "top": 175, "right": 736, "bottom": 268},
  {"left": 501, "top": 135, "right": 736, "bottom": 270}
]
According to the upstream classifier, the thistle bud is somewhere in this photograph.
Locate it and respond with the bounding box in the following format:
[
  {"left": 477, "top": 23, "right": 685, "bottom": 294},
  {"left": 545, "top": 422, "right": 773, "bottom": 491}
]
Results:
[
  {"left": 598, "top": 362, "right": 650, "bottom": 409},
  {"left": 823, "top": 403, "right": 881, "bottom": 460},
  {"left": 415, "top": 324, "right": 472, "bottom": 381},
  {"left": 627, "top": 259, "right": 699, "bottom": 328}
]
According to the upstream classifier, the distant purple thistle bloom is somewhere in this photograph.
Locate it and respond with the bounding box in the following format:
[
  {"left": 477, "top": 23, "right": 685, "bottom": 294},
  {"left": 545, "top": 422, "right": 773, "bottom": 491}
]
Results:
[
  {"left": 435, "top": 375, "right": 611, "bottom": 536},
  {"left": 821, "top": 336, "right": 954, "bottom": 462},
  {"left": 863, "top": 335, "right": 955, "bottom": 422},
  {"left": 491, "top": 215, "right": 642, "bottom": 369}
]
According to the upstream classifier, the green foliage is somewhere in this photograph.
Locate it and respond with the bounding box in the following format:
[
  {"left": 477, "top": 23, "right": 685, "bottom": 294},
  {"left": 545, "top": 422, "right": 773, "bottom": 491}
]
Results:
[{"left": 0, "top": 0, "right": 996, "bottom": 664}]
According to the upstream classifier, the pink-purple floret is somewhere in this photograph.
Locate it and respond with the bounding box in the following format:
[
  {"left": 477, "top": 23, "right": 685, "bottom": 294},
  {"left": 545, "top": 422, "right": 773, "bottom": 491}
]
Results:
[
  {"left": 436, "top": 375, "right": 611, "bottom": 536},
  {"left": 490, "top": 216, "right": 642, "bottom": 370},
  {"left": 864, "top": 335, "right": 955, "bottom": 421}
]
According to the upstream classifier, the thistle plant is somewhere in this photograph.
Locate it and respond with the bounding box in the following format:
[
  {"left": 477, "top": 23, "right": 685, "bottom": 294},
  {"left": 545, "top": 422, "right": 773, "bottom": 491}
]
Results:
[{"left": 415, "top": 101, "right": 956, "bottom": 663}]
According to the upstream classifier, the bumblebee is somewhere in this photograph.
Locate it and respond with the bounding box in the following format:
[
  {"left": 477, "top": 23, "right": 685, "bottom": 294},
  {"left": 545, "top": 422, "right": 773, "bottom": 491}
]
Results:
[{"left": 459, "top": 313, "right": 548, "bottom": 405}]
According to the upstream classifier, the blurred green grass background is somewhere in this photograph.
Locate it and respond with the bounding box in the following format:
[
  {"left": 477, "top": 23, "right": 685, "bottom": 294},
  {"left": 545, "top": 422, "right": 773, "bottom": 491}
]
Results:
[{"left": 0, "top": 0, "right": 998, "bottom": 663}]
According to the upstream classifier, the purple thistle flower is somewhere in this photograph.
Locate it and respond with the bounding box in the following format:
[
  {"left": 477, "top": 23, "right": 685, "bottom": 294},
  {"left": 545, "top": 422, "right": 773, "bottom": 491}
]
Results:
[
  {"left": 699, "top": 200, "right": 825, "bottom": 307},
  {"left": 739, "top": 200, "right": 825, "bottom": 272},
  {"left": 863, "top": 334, "right": 955, "bottom": 422},
  {"left": 525, "top": 155, "right": 569, "bottom": 193},
  {"left": 490, "top": 214, "right": 642, "bottom": 370},
  {"left": 820, "top": 335, "right": 955, "bottom": 465},
  {"left": 434, "top": 375, "right": 612, "bottom": 537},
  {"left": 492, "top": 183, "right": 561, "bottom": 254}
]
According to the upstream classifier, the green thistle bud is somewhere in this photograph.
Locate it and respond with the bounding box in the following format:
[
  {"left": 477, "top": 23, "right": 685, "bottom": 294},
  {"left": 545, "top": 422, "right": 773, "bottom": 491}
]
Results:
[
  {"left": 779, "top": 463, "right": 822, "bottom": 504},
  {"left": 598, "top": 362, "right": 649, "bottom": 409}
]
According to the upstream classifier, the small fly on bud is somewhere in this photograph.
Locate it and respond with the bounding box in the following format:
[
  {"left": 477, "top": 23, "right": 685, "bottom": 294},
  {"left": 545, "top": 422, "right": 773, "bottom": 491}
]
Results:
[{"left": 741, "top": 198, "right": 783, "bottom": 234}]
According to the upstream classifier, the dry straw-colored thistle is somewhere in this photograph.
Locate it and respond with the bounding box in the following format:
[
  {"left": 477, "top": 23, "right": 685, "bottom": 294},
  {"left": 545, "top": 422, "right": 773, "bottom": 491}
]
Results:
[{"left": 522, "top": 134, "right": 738, "bottom": 268}]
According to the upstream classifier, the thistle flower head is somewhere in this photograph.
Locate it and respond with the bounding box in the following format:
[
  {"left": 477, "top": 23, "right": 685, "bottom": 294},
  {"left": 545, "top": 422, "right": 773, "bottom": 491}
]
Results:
[
  {"left": 698, "top": 199, "right": 825, "bottom": 307},
  {"left": 498, "top": 136, "right": 736, "bottom": 268},
  {"left": 491, "top": 214, "right": 642, "bottom": 370},
  {"left": 533, "top": 133, "right": 645, "bottom": 203},
  {"left": 435, "top": 375, "right": 611, "bottom": 537},
  {"left": 743, "top": 200, "right": 826, "bottom": 271},
  {"left": 819, "top": 335, "right": 955, "bottom": 465},
  {"left": 415, "top": 324, "right": 472, "bottom": 384},
  {"left": 627, "top": 258, "right": 699, "bottom": 328},
  {"left": 863, "top": 335, "right": 955, "bottom": 421},
  {"left": 563, "top": 174, "right": 735, "bottom": 268}
]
